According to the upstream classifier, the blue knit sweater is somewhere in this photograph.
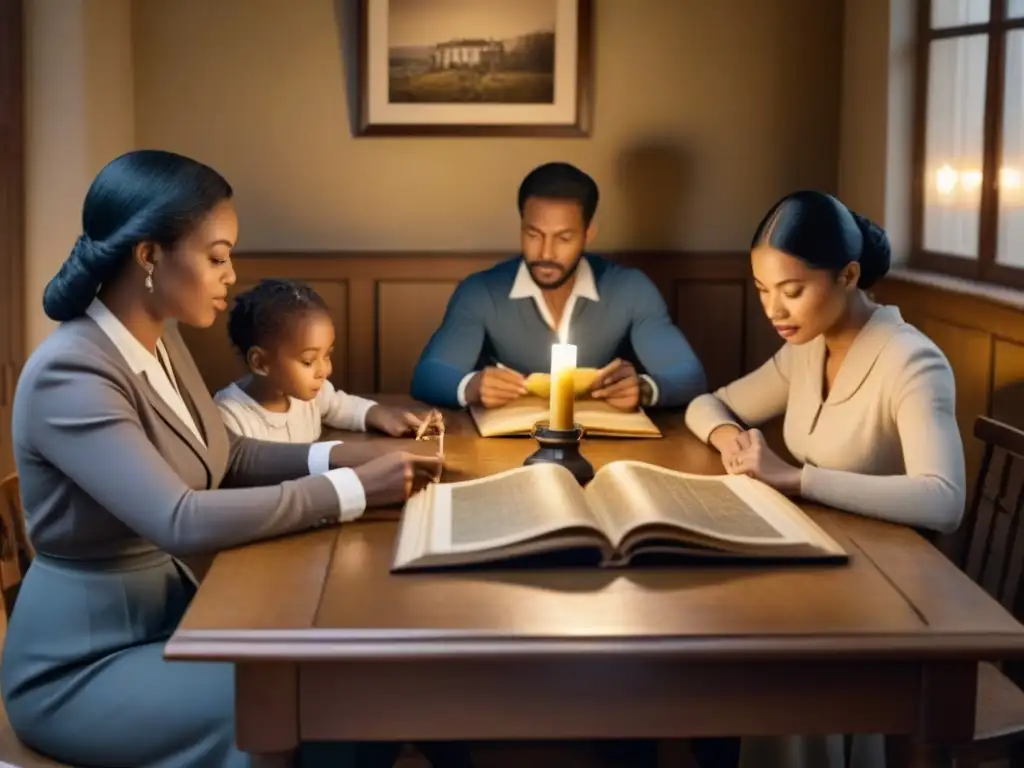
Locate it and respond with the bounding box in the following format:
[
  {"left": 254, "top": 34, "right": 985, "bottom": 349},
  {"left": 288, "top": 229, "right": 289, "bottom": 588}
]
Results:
[{"left": 410, "top": 255, "right": 708, "bottom": 409}]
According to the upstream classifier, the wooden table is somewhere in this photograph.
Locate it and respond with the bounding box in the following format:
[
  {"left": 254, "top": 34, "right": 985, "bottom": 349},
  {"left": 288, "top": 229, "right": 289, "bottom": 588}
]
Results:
[{"left": 166, "top": 399, "right": 1024, "bottom": 767}]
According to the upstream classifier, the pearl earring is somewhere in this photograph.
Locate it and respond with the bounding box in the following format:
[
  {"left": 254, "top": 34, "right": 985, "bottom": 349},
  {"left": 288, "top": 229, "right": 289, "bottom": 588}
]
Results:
[{"left": 145, "top": 267, "right": 154, "bottom": 293}]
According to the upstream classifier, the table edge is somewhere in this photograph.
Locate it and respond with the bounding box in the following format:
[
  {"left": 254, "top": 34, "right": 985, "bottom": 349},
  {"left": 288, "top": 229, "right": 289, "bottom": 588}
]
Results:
[{"left": 163, "top": 629, "right": 1024, "bottom": 663}]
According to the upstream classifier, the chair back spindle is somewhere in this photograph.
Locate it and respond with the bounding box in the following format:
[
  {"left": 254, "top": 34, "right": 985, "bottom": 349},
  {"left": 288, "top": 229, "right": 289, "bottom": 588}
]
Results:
[
  {"left": 962, "top": 417, "right": 1024, "bottom": 619},
  {"left": 0, "top": 474, "right": 33, "bottom": 618}
]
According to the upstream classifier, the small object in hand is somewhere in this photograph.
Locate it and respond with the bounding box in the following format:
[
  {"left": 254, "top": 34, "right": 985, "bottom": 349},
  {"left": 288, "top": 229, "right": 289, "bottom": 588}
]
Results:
[{"left": 414, "top": 409, "right": 445, "bottom": 481}]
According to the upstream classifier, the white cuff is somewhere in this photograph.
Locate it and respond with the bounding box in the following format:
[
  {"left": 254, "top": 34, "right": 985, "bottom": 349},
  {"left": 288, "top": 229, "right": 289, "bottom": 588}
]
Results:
[
  {"left": 323, "top": 467, "right": 368, "bottom": 522},
  {"left": 307, "top": 441, "right": 367, "bottom": 522},
  {"left": 456, "top": 371, "right": 477, "bottom": 408},
  {"left": 640, "top": 374, "right": 660, "bottom": 407},
  {"left": 307, "top": 440, "right": 342, "bottom": 475}
]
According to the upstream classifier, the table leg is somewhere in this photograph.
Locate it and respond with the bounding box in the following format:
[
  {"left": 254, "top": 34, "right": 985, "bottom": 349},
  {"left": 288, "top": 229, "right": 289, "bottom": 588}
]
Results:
[
  {"left": 884, "top": 736, "right": 954, "bottom": 768},
  {"left": 236, "top": 663, "right": 300, "bottom": 761},
  {"left": 885, "top": 661, "right": 975, "bottom": 768}
]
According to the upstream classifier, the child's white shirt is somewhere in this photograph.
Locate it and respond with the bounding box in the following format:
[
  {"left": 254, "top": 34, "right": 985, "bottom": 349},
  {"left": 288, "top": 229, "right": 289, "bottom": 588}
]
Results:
[{"left": 214, "top": 377, "right": 378, "bottom": 441}]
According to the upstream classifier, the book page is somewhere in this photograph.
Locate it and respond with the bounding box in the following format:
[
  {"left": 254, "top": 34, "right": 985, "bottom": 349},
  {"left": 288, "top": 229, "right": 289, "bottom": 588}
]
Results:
[
  {"left": 573, "top": 401, "right": 662, "bottom": 437},
  {"left": 421, "top": 463, "right": 603, "bottom": 556},
  {"left": 588, "top": 462, "right": 815, "bottom": 547},
  {"left": 470, "top": 396, "right": 661, "bottom": 437},
  {"left": 470, "top": 397, "right": 548, "bottom": 437}
]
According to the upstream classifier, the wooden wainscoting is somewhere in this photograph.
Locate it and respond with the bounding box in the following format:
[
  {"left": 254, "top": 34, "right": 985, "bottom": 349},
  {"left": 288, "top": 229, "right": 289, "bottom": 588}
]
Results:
[
  {"left": 178, "top": 251, "right": 783, "bottom": 398},
  {"left": 873, "top": 275, "right": 1024, "bottom": 506}
]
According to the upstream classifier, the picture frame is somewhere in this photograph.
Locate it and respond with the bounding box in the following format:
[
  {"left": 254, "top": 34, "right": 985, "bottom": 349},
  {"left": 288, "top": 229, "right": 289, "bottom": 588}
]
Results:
[{"left": 356, "top": 0, "right": 593, "bottom": 137}]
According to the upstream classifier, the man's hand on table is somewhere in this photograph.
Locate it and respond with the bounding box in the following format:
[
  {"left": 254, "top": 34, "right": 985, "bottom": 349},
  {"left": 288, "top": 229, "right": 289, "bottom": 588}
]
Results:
[
  {"left": 465, "top": 366, "right": 528, "bottom": 408},
  {"left": 590, "top": 359, "right": 641, "bottom": 411}
]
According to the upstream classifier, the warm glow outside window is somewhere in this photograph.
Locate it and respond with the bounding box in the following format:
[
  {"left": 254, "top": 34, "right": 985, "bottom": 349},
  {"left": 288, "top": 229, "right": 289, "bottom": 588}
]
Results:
[
  {"left": 918, "top": 0, "right": 1024, "bottom": 278},
  {"left": 931, "top": 164, "right": 1022, "bottom": 198}
]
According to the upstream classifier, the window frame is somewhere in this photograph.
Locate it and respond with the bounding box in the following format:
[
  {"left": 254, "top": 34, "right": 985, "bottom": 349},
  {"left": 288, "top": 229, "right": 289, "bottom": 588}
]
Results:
[{"left": 913, "top": 0, "right": 1024, "bottom": 286}]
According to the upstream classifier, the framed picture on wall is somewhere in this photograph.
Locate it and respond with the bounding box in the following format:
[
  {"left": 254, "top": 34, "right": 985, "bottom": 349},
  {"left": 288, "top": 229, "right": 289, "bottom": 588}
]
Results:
[{"left": 356, "top": 0, "right": 593, "bottom": 137}]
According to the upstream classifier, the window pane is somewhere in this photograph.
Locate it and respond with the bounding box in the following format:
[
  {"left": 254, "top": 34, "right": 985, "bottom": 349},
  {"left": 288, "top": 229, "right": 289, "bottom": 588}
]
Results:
[
  {"left": 932, "top": 0, "right": 989, "bottom": 28},
  {"left": 998, "top": 30, "right": 1024, "bottom": 266},
  {"left": 923, "top": 35, "right": 988, "bottom": 258},
  {"left": 1010, "top": 0, "right": 1024, "bottom": 19}
]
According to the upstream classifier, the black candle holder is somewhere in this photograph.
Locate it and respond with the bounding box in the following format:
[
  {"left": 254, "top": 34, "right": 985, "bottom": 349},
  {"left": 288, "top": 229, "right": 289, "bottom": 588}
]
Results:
[{"left": 523, "top": 421, "right": 595, "bottom": 485}]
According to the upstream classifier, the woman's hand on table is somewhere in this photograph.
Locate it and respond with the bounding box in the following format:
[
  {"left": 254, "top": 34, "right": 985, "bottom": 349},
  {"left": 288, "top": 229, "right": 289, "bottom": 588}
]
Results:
[
  {"left": 709, "top": 423, "right": 747, "bottom": 467},
  {"left": 723, "top": 427, "right": 802, "bottom": 495},
  {"left": 353, "top": 451, "right": 445, "bottom": 507},
  {"left": 365, "top": 404, "right": 429, "bottom": 437}
]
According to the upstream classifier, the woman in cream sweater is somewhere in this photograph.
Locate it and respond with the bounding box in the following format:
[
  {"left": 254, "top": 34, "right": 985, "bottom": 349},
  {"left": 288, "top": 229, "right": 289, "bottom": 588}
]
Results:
[
  {"left": 685, "top": 190, "right": 965, "bottom": 533},
  {"left": 684, "top": 190, "right": 967, "bottom": 768}
]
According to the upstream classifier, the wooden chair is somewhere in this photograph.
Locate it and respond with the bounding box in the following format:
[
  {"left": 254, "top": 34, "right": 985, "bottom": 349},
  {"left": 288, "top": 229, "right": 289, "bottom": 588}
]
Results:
[
  {"left": 0, "top": 475, "right": 32, "bottom": 619},
  {"left": 919, "top": 416, "right": 1024, "bottom": 767},
  {"left": 0, "top": 474, "right": 69, "bottom": 768}
]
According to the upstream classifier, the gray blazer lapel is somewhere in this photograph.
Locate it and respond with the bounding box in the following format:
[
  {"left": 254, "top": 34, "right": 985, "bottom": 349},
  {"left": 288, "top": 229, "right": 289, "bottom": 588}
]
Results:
[
  {"left": 138, "top": 369, "right": 212, "bottom": 463},
  {"left": 162, "top": 324, "right": 229, "bottom": 478},
  {"left": 78, "top": 318, "right": 220, "bottom": 482}
]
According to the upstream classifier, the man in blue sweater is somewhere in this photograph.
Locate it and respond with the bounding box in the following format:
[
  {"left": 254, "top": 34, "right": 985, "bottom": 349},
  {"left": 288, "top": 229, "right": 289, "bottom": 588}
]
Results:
[{"left": 411, "top": 162, "right": 708, "bottom": 411}]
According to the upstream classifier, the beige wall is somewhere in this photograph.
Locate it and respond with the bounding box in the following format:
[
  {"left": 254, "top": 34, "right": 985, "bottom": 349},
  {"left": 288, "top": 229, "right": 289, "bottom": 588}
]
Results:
[
  {"left": 837, "top": 0, "right": 917, "bottom": 263},
  {"left": 131, "top": 0, "right": 844, "bottom": 253},
  {"left": 23, "top": 0, "right": 857, "bottom": 348},
  {"left": 23, "top": 0, "right": 134, "bottom": 351}
]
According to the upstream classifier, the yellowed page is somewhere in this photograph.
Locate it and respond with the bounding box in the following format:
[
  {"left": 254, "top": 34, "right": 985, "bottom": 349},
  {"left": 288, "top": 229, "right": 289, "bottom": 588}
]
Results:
[
  {"left": 585, "top": 461, "right": 844, "bottom": 556},
  {"left": 392, "top": 463, "right": 605, "bottom": 569}
]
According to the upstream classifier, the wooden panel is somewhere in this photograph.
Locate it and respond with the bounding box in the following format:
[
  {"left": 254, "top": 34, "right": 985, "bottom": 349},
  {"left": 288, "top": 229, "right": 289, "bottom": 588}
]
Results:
[
  {"left": 675, "top": 282, "right": 744, "bottom": 391},
  {"left": 175, "top": 251, "right": 753, "bottom": 400},
  {"left": 917, "top": 317, "right": 992, "bottom": 497},
  {"left": 992, "top": 339, "right": 1024, "bottom": 431},
  {"left": 178, "top": 280, "right": 348, "bottom": 395},
  {"left": 743, "top": 283, "right": 782, "bottom": 371},
  {"left": 377, "top": 281, "right": 458, "bottom": 394}
]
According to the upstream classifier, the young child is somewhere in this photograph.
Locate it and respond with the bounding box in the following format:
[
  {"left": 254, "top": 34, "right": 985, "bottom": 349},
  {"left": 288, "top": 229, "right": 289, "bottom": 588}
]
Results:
[{"left": 214, "top": 278, "right": 427, "bottom": 440}]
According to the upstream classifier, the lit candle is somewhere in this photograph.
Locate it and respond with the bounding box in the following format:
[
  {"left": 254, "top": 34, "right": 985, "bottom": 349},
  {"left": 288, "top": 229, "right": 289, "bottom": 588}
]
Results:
[{"left": 549, "top": 343, "right": 577, "bottom": 431}]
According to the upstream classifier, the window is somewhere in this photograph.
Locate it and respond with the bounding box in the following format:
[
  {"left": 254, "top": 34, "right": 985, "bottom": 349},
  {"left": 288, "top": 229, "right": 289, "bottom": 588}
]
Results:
[{"left": 915, "top": 0, "right": 1024, "bottom": 285}]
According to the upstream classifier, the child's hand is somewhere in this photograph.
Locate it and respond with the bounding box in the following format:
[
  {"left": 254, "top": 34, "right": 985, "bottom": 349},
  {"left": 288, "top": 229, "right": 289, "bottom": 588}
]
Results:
[{"left": 365, "top": 405, "right": 424, "bottom": 437}]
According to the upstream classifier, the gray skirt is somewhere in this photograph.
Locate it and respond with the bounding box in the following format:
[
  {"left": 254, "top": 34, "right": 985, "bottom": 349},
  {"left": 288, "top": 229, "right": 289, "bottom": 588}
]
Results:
[
  {"left": 0, "top": 550, "right": 248, "bottom": 767},
  {"left": 0, "top": 550, "right": 397, "bottom": 768}
]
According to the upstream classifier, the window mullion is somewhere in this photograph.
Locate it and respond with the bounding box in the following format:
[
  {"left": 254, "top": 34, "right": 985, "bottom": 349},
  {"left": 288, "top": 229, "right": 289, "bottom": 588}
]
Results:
[
  {"left": 912, "top": 0, "right": 932, "bottom": 259},
  {"left": 979, "top": 7, "right": 1007, "bottom": 275}
]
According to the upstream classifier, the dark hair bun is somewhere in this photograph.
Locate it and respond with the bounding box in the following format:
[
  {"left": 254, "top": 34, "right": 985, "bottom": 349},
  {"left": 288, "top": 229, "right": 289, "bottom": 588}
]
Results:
[
  {"left": 43, "top": 235, "right": 120, "bottom": 322},
  {"left": 42, "top": 149, "right": 233, "bottom": 323},
  {"left": 850, "top": 211, "right": 891, "bottom": 289}
]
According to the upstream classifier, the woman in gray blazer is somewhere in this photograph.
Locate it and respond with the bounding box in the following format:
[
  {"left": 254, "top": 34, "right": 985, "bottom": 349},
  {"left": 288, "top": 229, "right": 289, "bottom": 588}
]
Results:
[{"left": 1, "top": 150, "right": 441, "bottom": 767}]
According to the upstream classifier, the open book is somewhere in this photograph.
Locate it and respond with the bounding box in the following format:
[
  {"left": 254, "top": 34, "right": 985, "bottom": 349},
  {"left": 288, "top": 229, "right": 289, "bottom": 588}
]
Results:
[
  {"left": 470, "top": 396, "right": 662, "bottom": 438},
  {"left": 392, "top": 460, "right": 847, "bottom": 571}
]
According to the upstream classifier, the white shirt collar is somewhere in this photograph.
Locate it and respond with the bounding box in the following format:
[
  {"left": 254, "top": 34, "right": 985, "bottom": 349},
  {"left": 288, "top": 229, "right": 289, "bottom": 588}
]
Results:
[
  {"left": 509, "top": 257, "right": 600, "bottom": 302},
  {"left": 86, "top": 298, "right": 163, "bottom": 376},
  {"left": 508, "top": 257, "right": 599, "bottom": 344},
  {"left": 85, "top": 298, "right": 206, "bottom": 445}
]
